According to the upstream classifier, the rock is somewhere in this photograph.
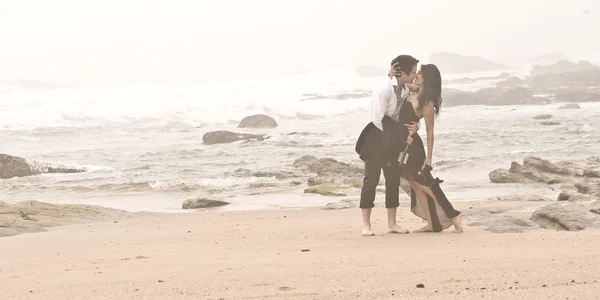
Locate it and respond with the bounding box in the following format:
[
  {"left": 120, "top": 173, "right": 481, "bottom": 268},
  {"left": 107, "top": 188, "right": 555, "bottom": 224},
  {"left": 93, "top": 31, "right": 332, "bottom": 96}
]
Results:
[
  {"left": 232, "top": 168, "right": 297, "bottom": 180},
  {"left": 557, "top": 192, "right": 571, "bottom": 201},
  {"left": 530, "top": 203, "right": 600, "bottom": 231},
  {"left": 469, "top": 215, "right": 539, "bottom": 233},
  {"left": 304, "top": 185, "right": 347, "bottom": 196},
  {"left": 558, "top": 103, "right": 581, "bottom": 109},
  {"left": 0, "top": 201, "right": 131, "bottom": 238},
  {"left": 182, "top": 198, "right": 229, "bottom": 209},
  {"left": 530, "top": 60, "right": 600, "bottom": 77},
  {"left": 531, "top": 68, "right": 600, "bottom": 92},
  {"left": 323, "top": 199, "right": 359, "bottom": 210},
  {"left": 496, "top": 76, "right": 525, "bottom": 88},
  {"left": 0, "top": 153, "right": 86, "bottom": 179},
  {"left": 494, "top": 87, "right": 540, "bottom": 106},
  {"left": 489, "top": 157, "right": 585, "bottom": 184},
  {"left": 533, "top": 114, "right": 553, "bottom": 120},
  {"left": 590, "top": 208, "right": 600, "bottom": 215},
  {"left": 553, "top": 88, "right": 600, "bottom": 103},
  {"left": 489, "top": 168, "right": 528, "bottom": 183},
  {"left": 540, "top": 121, "right": 561, "bottom": 126},
  {"left": 583, "top": 169, "right": 600, "bottom": 178},
  {"left": 237, "top": 114, "right": 278, "bottom": 128},
  {"left": 202, "top": 131, "right": 266, "bottom": 145}
]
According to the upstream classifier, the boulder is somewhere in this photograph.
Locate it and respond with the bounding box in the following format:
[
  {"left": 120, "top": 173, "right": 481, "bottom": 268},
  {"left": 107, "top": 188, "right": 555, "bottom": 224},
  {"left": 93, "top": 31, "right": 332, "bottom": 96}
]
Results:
[
  {"left": 530, "top": 203, "right": 600, "bottom": 231},
  {"left": 237, "top": 114, "right": 278, "bottom": 128},
  {"left": 202, "top": 131, "right": 266, "bottom": 145},
  {"left": 182, "top": 198, "right": 229, "bottom": 209},
  {"left": 0, "top": 153, "right": 86, "bottom": 179},
  {"left": 558, "top": 103, "right": 581, "bottom": 109},
  {"left": 0, "top": 201, "right": 131, "bottom": 238}
]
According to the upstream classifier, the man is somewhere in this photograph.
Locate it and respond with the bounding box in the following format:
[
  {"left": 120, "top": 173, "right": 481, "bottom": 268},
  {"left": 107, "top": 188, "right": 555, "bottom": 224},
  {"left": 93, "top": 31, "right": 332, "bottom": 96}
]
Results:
[{"left": 355, "top": 54, "right": 419, "bottom": 236}]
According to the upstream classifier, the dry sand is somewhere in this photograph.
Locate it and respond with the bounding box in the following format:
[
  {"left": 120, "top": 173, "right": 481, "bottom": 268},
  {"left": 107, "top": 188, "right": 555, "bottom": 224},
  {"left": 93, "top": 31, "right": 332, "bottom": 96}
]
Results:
[{"left": 1, "top": 201, "right": 600, "bottom": 300}]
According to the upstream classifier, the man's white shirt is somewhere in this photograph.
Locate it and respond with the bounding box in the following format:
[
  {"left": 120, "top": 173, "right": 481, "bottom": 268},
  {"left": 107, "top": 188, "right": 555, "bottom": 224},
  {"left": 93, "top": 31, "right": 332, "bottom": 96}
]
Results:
[{"left": 370, "top": 76, "right": 409, "bottom": 131}]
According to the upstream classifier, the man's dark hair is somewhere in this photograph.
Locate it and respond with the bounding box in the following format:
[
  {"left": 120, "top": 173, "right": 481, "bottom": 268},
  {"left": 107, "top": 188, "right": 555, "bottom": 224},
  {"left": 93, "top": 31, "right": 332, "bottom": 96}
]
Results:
[{"left": 391, "top": 55, "right": 419, "bottom": 75}]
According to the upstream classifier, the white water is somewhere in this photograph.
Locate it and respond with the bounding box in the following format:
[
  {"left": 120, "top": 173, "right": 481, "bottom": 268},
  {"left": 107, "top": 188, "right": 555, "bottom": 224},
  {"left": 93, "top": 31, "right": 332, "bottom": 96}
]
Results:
[{"left": 1, "top": 67, "right": 598, "bottom": 212}]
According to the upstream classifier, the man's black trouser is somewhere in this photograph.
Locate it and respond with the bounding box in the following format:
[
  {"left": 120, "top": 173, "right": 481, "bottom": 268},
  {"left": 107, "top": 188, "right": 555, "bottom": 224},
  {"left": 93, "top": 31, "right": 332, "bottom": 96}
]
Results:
[{"left": 359, "top": 157, "right": 400, "bottom": 209}]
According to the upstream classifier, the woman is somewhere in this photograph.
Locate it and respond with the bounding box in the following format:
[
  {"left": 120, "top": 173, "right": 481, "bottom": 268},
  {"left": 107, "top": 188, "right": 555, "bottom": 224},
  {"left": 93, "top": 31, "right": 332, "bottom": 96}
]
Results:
[{"left": 389, "top": 64, "right": 464, "bottom": 233}]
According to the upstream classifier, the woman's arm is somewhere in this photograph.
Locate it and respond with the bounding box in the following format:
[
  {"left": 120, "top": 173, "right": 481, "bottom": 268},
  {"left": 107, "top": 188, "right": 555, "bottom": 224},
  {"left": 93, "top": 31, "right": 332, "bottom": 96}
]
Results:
[{"left": 423, "top": 103, "right": 435, "bottom": 165}]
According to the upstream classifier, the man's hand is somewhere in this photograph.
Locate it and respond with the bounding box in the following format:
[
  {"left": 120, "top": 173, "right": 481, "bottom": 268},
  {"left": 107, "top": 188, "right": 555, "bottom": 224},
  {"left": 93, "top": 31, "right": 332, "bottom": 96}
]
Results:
[{"left": 405, "top": 121, "right": 418, "bottom": 135}]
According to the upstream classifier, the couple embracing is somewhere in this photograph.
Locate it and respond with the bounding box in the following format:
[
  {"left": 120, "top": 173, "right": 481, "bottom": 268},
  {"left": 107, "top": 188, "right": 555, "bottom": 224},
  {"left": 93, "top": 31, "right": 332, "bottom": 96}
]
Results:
[{"left": 355, "top": 54, "right": 464, "bottom": 236}]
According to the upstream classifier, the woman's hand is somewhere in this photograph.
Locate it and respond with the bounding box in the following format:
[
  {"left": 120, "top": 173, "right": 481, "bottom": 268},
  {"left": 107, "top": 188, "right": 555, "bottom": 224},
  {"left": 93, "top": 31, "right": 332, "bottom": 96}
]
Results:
[
  {"left": 388, "top": 62, "right": 401, "bottom": 77},
  {"left": 423, "top": 157, "right": 432, "bottom": 168},
  {"left": 406, "top": 135, "right": 414, "bottom": 145}
]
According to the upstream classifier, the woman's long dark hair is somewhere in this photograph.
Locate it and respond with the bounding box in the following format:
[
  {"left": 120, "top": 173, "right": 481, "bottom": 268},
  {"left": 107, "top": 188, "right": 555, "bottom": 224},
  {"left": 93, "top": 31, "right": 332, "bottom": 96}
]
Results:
[{"left": 418, "top": 64, "right": 442, "bottom": 116}]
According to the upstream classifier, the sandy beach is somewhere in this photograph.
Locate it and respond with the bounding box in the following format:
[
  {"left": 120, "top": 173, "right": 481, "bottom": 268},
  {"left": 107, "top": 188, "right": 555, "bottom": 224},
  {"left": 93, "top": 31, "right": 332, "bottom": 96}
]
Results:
[{"left": 2, "top": 200, "right": 600, "bottom": 300}]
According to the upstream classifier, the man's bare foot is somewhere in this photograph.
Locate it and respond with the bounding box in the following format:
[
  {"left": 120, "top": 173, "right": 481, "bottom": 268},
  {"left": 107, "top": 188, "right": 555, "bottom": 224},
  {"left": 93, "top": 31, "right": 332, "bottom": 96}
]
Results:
[
  {"left": 362, "top": 226, "right": 375, "bottom": 236},
  {"left": 413, "top": 224, "right": 433, "bottom": 233},
  {"left": 452, "top": 214, "right": 464, "bottom": 233},
  {"left": 387, "top": 224, "right": 409, "bottom": 234}
]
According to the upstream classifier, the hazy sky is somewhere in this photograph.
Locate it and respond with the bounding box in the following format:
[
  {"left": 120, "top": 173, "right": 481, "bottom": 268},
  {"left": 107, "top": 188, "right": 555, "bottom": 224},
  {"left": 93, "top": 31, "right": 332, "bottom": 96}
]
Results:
[{"left": 1, "top": 0, "right": 598, "bottom": 85}]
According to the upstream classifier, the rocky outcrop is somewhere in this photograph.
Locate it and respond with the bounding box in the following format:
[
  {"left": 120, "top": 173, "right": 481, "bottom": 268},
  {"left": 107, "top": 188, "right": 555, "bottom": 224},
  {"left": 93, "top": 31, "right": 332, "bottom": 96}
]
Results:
[
  {"left": 293, "top": 155, "right": 364, "bottom": 196},
  {"left": 495, "top": 76, "right": 525, "bottom": 88},
  {"left": 558, "top": 103, "right": 581, "bottom": 109},
  {"left": 237, "top": 114, "right": 278, "bottom": 128},
  {"left": 553, "top": 88, "right": 600, "bottom": 103},
  {"left": 532, "top": 114, "right": 553, "bottom": 120},
  {"left": 0, "top": 201, "right": 131, "bottom": 237},
  {"left": 0, "top": 153, "right": 86, "bottom": 179},
  {"left": 443, "top": 87, "right": 548, "bottom": 107},
  {"left": 530, "top": 60, "right": 600, "bottom": 77},
  {"left": 428, "top": 52, "right": 510, "bottom": 73},
  {"left": 489, "top": 157, "right": 583, "bottom": 184},
  {"left": 182, "top": 198, "right": 229, "bottom": 209},
  {"left": 202, "top": 131, "right": 266, "bottom": 145},
  {"left": 530, "top": 69, "right": 600, "bottom": 92},
  {"left": 490, "top": 157, "right": 600, "bottom": 204},
  {"left": 530, "top": 203, "right": 600, "bottom": 231}
]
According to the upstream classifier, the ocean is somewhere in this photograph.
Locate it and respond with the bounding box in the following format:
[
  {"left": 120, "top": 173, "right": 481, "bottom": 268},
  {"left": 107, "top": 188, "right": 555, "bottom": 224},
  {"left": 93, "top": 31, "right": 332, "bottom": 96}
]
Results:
[{"left": 1, "top": 67, "right": 599, "bottom": 212}]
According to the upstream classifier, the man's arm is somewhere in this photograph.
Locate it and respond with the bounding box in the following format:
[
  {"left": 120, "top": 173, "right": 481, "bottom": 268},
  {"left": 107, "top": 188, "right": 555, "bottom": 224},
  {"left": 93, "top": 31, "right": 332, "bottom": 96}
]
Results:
[{"left": 371, "top": 85, "right": 389, "bottom": 131}]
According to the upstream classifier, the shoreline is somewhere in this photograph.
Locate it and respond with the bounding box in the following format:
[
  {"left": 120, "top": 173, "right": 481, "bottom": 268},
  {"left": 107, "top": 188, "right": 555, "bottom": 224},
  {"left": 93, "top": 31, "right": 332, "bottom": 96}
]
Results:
[{"left": 1, "top": 199, "right": 600, "bottom": 300}]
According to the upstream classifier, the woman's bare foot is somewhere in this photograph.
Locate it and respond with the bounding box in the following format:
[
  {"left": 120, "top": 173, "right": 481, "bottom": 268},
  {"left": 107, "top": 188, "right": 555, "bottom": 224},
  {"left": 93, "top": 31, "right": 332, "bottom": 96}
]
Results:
[
  {"left": 362, "top": 226, "right": 375, "bottom": 236},
  {"left": 413, "top": 224, "right": 433, "bottom": 233},
  {"left": 452, "top": 214, "right": 464, "bottom": 233},
  {"left": 387, "top": 224, "right": 410, "bottom": 234}
]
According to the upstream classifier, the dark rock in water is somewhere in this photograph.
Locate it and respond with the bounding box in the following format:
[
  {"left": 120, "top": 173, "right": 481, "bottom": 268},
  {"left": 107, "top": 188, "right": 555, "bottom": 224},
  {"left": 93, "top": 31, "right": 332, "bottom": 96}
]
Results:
[
  {"left": 0, "top": 153, "right": 86, "bottom": 179},
  {"left": 540, "top": 121, "right": 561, "bottom": 126},
  {"left": 238, "top": 114, "right": 278, "bottom": 128},
  {"left": 583, "top": 169, "right": 600, "bottom": 178},
  {"left": 202, "top": 131, "right": 266, "bottom": 145},
  {"left": 558, "top": 103, "right": 581, "bottom": 109},
  {"left": 530, "top": 203, "right": 600, "bottom": 231},
  {"left": 182, "top": 198, "right": 229, "bottom": 209},
  {"left": 590, "top": 208, "right": 600, "bottom": 215},
  {"left": 533, "top": 114, "right": 553, "bottom": 120},
  {"left": 557, "top": 192, "right": 572, "bottom": 201}
]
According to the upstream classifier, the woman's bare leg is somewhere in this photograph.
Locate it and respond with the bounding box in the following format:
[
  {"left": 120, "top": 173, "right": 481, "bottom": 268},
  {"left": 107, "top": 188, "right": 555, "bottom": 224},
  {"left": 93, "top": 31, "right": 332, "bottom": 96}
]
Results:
[
  {"left": 420, "top": 185, "right": 464, "bottom": 233},
  {"left": 409, "top": 181, "right": 434, "bottom": 232}
]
